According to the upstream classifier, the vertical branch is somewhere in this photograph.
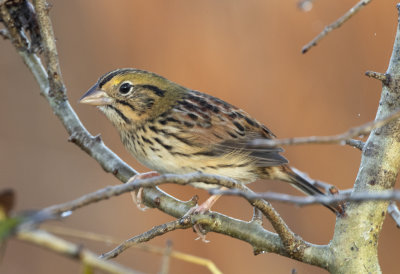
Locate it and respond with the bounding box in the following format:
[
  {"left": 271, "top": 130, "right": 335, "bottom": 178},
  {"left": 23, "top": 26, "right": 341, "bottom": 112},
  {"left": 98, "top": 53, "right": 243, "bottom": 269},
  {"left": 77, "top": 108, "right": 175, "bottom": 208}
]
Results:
[
  {"left": 33, "top": 0, "right": 64, "bottom": 97},
  {"left": 328, "top": 4, "right": 400, "bottom": 273},
  {"left": 159, "top": 240, "right": 172, "bottom": 274}
]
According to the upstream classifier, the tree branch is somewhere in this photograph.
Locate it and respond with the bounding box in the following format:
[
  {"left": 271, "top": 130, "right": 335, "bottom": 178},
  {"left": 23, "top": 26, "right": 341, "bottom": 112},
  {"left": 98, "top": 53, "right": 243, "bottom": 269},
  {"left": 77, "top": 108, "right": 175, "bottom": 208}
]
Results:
[
  {"left": 302, "top": 0, "right": 372, "bottom": 54},
  {"left": 159, "top": 240, "right": 172, "bottom": 274},
  {"left": 33, "top": 0, "right": 64, "bottom": 98},
  {"left": 17, "top": 229, "right": 138, "bottom": 274},
  {"left": 210, "top": 189, "right": 400, "bottom": 206},
  {"left": 101, "top": 219, "right": 191, "bottom": 260},
  {"left": 43, "top": 225, "right": 223, "bottom": 274},
  {"left": 41, "top": 173, "right": 239, "bottom": 215},
  {"left": 365, "top": 70, "right": 391, "bottom": 85},
  {"left": 345, "top": 139, "right": 365, "bottom": 150},
  {"left": 41, "top": 172, "right": 308, "bottom": 260},
  {"left": 250, "top": 109, "right": 400, "bottom": 148},
  {"left": 388, "top": 202, "right": 400, "bottom": 227},
  {"left": 325, "top": 4, "right": 400, "bottom": 273}
]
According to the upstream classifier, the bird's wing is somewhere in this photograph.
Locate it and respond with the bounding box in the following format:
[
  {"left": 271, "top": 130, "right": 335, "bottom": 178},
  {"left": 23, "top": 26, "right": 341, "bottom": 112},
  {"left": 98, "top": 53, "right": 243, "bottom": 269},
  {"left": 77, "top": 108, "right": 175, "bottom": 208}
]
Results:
[{"left": 162, "top": 90, "right": 288, "bottom": 167}]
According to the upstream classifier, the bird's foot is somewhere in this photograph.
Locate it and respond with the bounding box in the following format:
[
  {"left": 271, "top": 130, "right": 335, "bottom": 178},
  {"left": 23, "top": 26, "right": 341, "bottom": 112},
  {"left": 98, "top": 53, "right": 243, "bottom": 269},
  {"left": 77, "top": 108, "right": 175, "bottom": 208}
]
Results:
[
  {"left": 185, "top": 206, "right": 210, "bottom": 243},
  {"left": 185, "top": 194, "right": 221, "bottom": 243},
  {"left": 128, "top": 171, "right": 160, "bottom": 211}
]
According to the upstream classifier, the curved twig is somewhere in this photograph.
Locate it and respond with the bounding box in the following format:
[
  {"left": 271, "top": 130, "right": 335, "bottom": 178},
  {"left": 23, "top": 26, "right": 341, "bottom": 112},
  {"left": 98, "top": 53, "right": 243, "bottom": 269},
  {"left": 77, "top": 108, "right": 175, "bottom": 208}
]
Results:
[
  {"left": 302, "top": 0, "right": 372, "bottom": 54},
  {"left": 101, "top": 219, "right": 191, "bottom": 260}
]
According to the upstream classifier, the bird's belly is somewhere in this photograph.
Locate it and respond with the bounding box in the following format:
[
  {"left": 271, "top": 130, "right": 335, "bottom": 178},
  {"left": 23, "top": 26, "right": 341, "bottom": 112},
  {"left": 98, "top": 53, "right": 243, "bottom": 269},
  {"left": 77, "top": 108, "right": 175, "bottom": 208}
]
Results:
[{"left": 125, "top": 139, "right": 257, "bottom": 187}]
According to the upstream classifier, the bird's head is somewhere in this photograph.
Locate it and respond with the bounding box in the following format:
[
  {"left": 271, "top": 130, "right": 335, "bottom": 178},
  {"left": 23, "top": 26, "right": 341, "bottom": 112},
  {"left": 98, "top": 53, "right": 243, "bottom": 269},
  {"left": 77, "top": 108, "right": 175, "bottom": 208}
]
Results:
[{"left": 80, "top": 68, "right": 185, "bottom": 128}]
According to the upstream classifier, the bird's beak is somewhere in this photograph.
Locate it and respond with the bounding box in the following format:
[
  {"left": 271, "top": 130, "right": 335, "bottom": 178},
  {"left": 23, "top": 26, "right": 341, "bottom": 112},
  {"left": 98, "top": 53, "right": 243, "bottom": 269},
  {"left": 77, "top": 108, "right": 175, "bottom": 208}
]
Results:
[{"left": 79, "top": 84, "right": 113, "bottom": 106}]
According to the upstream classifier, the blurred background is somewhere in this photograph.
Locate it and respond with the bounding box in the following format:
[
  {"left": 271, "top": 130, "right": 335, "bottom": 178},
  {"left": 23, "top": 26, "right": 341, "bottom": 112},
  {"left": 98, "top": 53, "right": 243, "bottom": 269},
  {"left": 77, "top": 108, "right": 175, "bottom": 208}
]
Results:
[{"left": 0, "top": 0, "right": 399, "bottom": 273}]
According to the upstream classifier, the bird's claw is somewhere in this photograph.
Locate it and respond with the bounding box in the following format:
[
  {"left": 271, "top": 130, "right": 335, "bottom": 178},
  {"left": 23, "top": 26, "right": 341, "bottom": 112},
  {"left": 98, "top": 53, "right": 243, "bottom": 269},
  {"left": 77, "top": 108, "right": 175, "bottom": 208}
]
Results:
[
  {"left": 127, "top": 171, "right": 160, "bottom": 211},
  {"left": 185, "top": 202, "right": 215, "bottom": 243}
]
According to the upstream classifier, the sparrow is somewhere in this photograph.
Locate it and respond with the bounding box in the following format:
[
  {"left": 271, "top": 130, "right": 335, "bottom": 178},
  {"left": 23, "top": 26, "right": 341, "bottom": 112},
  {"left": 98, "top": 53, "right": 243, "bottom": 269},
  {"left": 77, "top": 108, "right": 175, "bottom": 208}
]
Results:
[{"left": 80, "top": 68, "right": 340, "bottom": 215}]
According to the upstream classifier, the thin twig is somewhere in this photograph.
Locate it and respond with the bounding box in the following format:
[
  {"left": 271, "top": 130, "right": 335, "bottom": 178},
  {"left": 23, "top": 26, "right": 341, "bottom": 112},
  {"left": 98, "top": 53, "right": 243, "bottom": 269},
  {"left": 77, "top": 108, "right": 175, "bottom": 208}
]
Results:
[
  {"left": 210, "top": 189, "right": 400, "bottom": 206},
  {"left": 365, "top": 71, "right": 391, "bottom": 85},
  {"left": 41, "top": 173, "right": 241, "bottom": 215},
  {"left": 302, "top": 0, "right": 372, "bottom": 54},
  {"left": 101, "top": 219, "right": 191, "bottom": 260},
  {"left": 388, "top": 202, "right": 400, "bottom": 228},
  {"left": 251, "top": 109, "right": 400, "bottom": 148},
  {"left": 17, "top": 229, "right": 138, "bottom": 274},
  {"left": 346, "top": 139, "right": 365, "bottom": 150},
  {"left": 159, "top": 240, "right": 172, "bottom": 274},
  {"left": 43, "top": 225, "right": 223, "bottom": 274},
  {"left": 251, "top": 207, "right": 263, "bottom": 225}
]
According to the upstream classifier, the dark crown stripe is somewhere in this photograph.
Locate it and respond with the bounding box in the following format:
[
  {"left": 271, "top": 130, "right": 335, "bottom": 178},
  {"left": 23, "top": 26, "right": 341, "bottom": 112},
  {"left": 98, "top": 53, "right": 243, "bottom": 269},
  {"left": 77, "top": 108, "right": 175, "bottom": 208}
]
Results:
[
  {"left": 98, "top": 69, "right": 133, "bottom": 88},
  {"left": 137, "top": 85, "right": 166, "bottom": 97}
]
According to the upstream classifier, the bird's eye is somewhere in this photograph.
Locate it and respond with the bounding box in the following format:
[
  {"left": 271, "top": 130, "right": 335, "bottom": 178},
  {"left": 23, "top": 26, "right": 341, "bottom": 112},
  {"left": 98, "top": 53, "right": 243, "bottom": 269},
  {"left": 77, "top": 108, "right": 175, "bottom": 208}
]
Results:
[{"left": 119, "top": 82, "right": 133, "bottom": 94}]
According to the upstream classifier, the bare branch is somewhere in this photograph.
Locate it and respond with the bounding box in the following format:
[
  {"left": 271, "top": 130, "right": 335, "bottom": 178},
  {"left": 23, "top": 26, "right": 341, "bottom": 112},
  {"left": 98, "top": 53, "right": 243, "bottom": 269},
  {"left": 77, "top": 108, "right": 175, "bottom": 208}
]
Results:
[
  {"left": 365, "top": 70, "right": 391, "bottom": 85},
  {"left": 251, "top": 207, "right": 263, "bottom": 225},
  {"left": 44, "top": 225, "right": 223, "bottom": 274},
  {"left": 345, "top": 139, "right": 365, "bottom": 150},
  {"left": 33, "top": 0, "right": 63, "bottom": 95},
  {"left": 41, "top": 173, "right": 240, "bottom": 215},
  {"left": 41, "top": 172, "right": 304, "bottom": 257},
  {"left": 250, "top": 109, "right": 400, "bottom": 148},
  {"left": 38, "top": 171, "right": 325, "bottom": 263},
  {"left": 17, "top": 229, "right": 138, "bottom": 274},
  {"left": 388, "top": 202, "right": 400, "bottom": 228},
  {"left": 159, "top": 240, "right": 173, "bottom": 274},
  {"left": 302, "top": 0, "right": 372, "bottom": 54},
  {"left": 210, "top": 189, "right": 400, "bottom": 206},
  {"left": 101, "top": 219, "right": 191, "bottom": 260},
  {"left": 325, "top": 4, "right": 400, "bottom": 272}
]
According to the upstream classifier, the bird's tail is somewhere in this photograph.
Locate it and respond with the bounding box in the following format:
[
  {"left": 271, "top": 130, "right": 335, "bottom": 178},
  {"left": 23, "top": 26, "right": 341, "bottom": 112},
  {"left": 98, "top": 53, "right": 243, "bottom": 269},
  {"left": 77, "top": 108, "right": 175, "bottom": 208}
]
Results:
[{"left": 272, "top": 165, "right": 344, "bottom": 215}]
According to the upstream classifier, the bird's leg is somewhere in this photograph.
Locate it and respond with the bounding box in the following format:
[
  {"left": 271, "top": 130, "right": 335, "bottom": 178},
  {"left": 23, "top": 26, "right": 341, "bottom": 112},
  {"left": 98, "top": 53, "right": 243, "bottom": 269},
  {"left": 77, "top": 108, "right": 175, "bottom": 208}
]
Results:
[
  {"left": 127, "top": 171, "right": 160, "bottom": 211},
  {"left": 187, "top": 194, "right": 222, "bottom": 215},
  {"left": 192, "top": 194, "right": 221, "bottom": 243},
  {"left": 185, "top": 187, "right": 227, "bottom": 242}
]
